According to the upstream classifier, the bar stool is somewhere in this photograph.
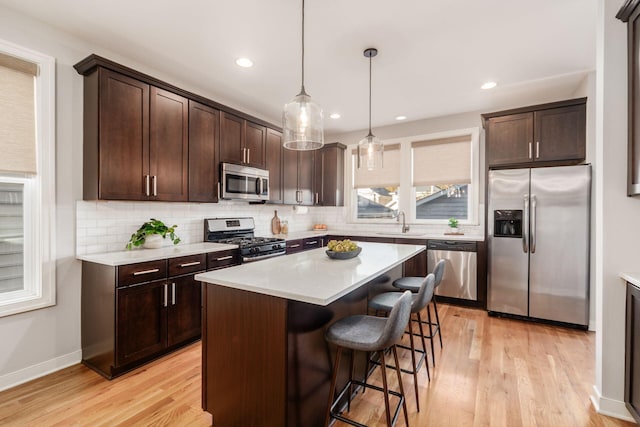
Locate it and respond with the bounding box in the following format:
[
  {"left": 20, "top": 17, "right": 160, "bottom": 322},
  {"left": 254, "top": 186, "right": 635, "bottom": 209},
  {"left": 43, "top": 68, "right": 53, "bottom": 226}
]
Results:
[
  {"left": 368, "top": 273, "right": 435, "bottom": 411},
  {"left": 393, "top": 259, "right": 445, "bottom": 366},
  {"left": 324, "top": 291, "right": 412, "bottom": 427}
]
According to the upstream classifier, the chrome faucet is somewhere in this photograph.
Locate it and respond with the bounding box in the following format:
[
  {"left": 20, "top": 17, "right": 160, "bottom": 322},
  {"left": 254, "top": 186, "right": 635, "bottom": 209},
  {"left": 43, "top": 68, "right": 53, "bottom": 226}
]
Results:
[{"left": 396, "top": 210, "right": 410, "bottom": 233}]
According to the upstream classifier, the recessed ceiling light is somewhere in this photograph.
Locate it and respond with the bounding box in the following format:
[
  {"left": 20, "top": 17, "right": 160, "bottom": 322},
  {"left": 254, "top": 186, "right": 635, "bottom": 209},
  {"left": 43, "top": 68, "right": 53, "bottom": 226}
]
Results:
[
  {"left": 329, "top": 113, "right": 341, "bottom": 119},
  {"left": 235, "top": 57, "right": 254, "bottom": 68},
  {"left": 481, "top": 81, "right": 497, "bottom": 90},
  {"left": 395, "top": 115, "right": 407, "bottom": 121}
]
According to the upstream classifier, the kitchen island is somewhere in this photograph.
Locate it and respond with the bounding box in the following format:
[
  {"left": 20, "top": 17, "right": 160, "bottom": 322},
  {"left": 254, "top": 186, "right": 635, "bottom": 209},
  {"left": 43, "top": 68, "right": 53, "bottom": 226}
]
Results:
[{"left": 195, "top": 241, "right": 425, "bottom": 427}]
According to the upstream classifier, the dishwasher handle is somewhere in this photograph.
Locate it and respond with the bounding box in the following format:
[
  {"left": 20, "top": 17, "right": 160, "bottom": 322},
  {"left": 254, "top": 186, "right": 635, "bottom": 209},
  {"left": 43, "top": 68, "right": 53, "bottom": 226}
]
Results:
[{"left": 427, "top": 240, "right": 477, "bottom": 252}]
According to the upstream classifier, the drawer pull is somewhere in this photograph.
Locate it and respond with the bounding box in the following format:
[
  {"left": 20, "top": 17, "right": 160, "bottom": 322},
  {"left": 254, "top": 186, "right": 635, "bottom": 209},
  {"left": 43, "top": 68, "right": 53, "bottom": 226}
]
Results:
[
  {"left": 216, "top": 255, "right": 233, "bottom": 261},
  {"left": 289, "top": 244, "right": 301, "bottom": 248},
  {"left": 305, "top": 240, "right": 317, "bottom": 245},
  {"left": 133, "top": 268, "right": 160, "bottom": 276},
  {"left": 179, "top": 261, "right": 201, "bottom": 268}
]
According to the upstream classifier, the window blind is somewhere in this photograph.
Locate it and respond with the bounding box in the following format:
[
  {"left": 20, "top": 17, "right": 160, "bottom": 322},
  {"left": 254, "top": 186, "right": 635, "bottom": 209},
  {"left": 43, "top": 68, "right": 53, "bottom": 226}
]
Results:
[
  {"left": 353, "top": 143, "right": 401, "bottom": 188},
  {"left": 411, "top": 135, "right": 471, "bottom": 186},
  {"left": 0, "top": 52, "right": 38, "bottom": 175}
]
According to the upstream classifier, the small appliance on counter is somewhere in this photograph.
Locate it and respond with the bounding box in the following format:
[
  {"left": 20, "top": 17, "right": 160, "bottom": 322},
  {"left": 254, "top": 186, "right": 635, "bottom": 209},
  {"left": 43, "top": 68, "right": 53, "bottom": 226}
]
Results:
[{"left": 204, "top": 217, "right": 286, "bottom": 262}]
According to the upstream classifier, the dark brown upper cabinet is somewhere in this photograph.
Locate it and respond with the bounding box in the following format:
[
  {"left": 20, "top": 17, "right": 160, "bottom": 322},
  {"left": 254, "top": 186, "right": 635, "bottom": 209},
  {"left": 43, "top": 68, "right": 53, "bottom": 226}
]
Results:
[
  {"left": 313, "top": 142, "right": 346, "bottom": 206},
  {"left": 283, "top": 149, "right": 314, "bottom": 205},
  {"left": 81, "top": 67, "right": 188, "bottom": 201},
  {"left": 220, "top": 111, "right": 266, "bottom": 169},
  {"left": 265, "top": 129, "right": 284, "bottom": 204},
  {"left": 617, "top": 1, "right": 640, "bottom": 196},
  {"left": 483, "top": 98, "right": 586, "bottom": 168},
  {"left": 188, "top": 101, "right": 219, "bottom": 203}
]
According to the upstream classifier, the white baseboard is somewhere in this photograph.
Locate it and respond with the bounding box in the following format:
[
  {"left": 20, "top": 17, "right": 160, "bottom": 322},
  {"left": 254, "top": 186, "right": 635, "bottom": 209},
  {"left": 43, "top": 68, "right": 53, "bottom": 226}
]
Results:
[
  {"left": 588, "top": 319, "right": 596, "bottom": 332},
  {"left": 591, "top": 384, "right": 635, "bottom": 422},
  {"left": 0, "top": 350, "right": 82, "bottom": 392}
]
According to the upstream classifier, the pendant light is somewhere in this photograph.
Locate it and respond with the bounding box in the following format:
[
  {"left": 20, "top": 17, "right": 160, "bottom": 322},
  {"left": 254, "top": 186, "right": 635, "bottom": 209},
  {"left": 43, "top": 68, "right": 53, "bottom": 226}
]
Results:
[
  {"left": 358, "top": 48, "right": 383, "bottom": 170},
  {"left": 282, "top": 0, "right": 324, "bottom": 150}
]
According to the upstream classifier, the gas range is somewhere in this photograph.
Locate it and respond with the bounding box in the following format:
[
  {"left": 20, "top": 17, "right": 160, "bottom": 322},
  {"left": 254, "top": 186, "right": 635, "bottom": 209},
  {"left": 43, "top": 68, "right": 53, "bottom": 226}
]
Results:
[{"left": 204, "top": 218, "right": 286, "bottom": 262}]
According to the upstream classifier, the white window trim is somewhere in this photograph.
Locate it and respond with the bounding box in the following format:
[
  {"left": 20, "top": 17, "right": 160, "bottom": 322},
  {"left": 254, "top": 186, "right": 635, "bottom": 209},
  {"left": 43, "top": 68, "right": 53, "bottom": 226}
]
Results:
[
  {"left": 0, "top": 39, "right": 56, "bottom": 317},
  {"left": 346, "top": 127, "right": 480, "bottom": 226}
]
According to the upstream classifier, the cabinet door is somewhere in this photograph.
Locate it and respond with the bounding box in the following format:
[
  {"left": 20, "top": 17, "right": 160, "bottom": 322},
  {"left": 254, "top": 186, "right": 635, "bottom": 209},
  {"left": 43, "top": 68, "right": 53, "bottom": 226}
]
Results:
[
  {"left": 150, "top": 87, "right": 189, "bottom": 201},
  {"left": 286, "top": 239, "right": 304, "bottom": 254},
  {"left": 245, "top": 122, "right": 266, "bottom": 168},
  {"left": 398, "top": 238, "right": 427, "bottom": 277},
  {"left": 302, "top": 236, "right": 323, "bottom": 251},
  {"left": 297, "top": 150, "right": 315, "bottom": 205},
  {"left": 282, "top": 148, "right": 299, "bottom": 204},
  {"left": 220, "top": 111, "right": 245, "bottom": 164},
  {"left": 189, "top": 101, "right": 219, "bottom": 202},
  {"left": 116, "top": 279, "right": 167, "bottom": 367},
  {"left": 626, "top": 283, "right": 640, "bottom": 423},
  {"left": 534, "top": 104, "right": 586, "bottom": 163},
  {"left": 266, "top": 129, "right": 283, "bottom": 203},
  {"left": 167, "top": 274, "right": 202, "bottom": 347},
  {"left": 486, "top": 112, "right": 533, "bottom": 167},
  {"left": 98, "top": 69, "right": 150, "bottom": 200},
  {"left": 314, "top": 143, "right": 345, "bottom": 206}
]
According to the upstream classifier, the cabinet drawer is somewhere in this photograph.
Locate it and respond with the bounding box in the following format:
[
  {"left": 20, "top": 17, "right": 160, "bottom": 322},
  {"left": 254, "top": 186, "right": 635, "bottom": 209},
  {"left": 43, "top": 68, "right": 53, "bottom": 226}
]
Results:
[
  {"left": 118, "top": 260, "right": 167, "bottom": 287},
  {"left": 302, "top": 237, "right": 323, "bottom": 250},
  {"left": 286, "top": 239, "right": 304, "bottom": 254},
  {"left": 169, "top": 254, "right": 206, "bottom": 277},
  {"left": 207, "top": 249, "right": 241, "bottom": 271}
]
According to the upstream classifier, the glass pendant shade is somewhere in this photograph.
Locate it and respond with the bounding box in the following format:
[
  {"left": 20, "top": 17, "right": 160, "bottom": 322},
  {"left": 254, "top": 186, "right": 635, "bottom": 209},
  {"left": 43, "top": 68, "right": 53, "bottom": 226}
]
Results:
[
  {"left": 283, "top": 88, "right": 324, "bottom": 150},
  {"left": 358, "top": 133, "right": 384, "bottom": 170}
]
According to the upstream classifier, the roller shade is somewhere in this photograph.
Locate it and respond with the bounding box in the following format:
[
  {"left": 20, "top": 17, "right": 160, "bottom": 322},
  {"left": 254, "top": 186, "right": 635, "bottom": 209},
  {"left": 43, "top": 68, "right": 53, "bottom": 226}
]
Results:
[
  {"left": 0, "top": 52, "right": 38, "bottom": 175},
  {"left": 353, "top": 143, "right": 401, "bottom": 188},
  {"left": 412, "top": 135, "right": 471, "bottom": 186}
]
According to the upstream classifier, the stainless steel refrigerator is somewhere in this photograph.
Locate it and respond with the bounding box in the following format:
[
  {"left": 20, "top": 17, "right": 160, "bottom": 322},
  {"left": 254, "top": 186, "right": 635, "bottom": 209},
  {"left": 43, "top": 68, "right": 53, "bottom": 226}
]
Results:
[{"left": 487, "top": 164, "right": 590, "bottom": 327}]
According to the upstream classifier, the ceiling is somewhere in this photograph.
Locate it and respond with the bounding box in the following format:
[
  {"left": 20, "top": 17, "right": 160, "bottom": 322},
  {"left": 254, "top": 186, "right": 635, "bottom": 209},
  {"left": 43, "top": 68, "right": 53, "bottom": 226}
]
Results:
[{"left": 0, "top": 0, "right": 597, "bottom": 135}]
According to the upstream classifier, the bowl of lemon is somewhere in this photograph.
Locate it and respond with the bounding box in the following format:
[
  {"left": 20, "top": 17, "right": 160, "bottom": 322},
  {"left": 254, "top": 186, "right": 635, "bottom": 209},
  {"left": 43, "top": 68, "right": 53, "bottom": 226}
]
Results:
[{"left": 325, "top": 239, "right": 362, "bottom": 260}]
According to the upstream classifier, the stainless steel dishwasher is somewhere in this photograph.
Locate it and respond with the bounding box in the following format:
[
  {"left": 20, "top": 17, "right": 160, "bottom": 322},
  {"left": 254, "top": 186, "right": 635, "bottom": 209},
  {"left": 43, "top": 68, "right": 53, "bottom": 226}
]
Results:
[{"left": 427, "top": 240, "right": 478, "bottom": 301}]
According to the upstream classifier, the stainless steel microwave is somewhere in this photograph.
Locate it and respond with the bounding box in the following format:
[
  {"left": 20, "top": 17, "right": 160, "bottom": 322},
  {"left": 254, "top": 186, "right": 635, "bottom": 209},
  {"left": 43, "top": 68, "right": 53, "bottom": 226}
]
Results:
[{"left": 220, "top": 163, "right": 269, "bottom": 201}]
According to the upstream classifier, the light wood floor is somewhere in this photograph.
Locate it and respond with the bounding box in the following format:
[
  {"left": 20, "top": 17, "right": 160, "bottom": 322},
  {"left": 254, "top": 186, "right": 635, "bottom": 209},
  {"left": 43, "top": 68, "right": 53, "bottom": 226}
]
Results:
[{"left": 0, "top": 305, "right": 633, "bottom": 427}]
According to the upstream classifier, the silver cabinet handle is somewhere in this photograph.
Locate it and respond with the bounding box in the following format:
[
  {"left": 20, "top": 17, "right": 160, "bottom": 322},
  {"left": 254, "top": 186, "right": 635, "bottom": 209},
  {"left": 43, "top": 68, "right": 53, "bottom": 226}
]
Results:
[
  {"left": 289, "top": 244, "right": 301, "bottom": 248},
  {"left": 179, "top": 261, "right": 201, "bottom": 268},
  {"left": 305, "top": 240, "right": 318, "bottom": 245},
  {"left": 163, "top": 284, "right": 168, "bottom": 307},
  {"left": 216, "top": 255, "right": 233, "bottom": 261},
  {"left": 530, "top": 194, "right": 537, "bottom": 253},
  {"left": 171, "top": 282, "right": 176, "bottom": 305},
  {"left": 247, "top": 148, "right": 250, "bottom": 164},
  {"left": 528, "top": 142, "right": 532, "bottom": 159},
  {"left": 133, "top": 268, "right": 160, "bottom": 276},
  {"left": 315, "top": 192, "right": 319, "bottom": 204},
  {"left": 523, "top": 194, "right": 529, "bottom": 253},
  {"left": 536, "top": 141, "right": 540, "bottom": 159},
  {"left": 243, "top": 147, "right": 247, "bottom": 163},
  {"left": 153, "top": 175, "right": 158, "bottom": 196},
  {"left": 217, "top": 182, "right": 221, "bottom": 199},
  {"left": 145, "top": 175, "right": 150, "bottom": 196}
]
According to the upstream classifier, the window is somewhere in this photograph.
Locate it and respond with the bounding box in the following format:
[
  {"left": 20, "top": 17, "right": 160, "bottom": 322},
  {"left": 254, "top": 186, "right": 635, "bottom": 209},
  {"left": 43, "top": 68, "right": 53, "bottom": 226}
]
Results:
[
  {"left": 348, "top": 128, "right": 479, "bottom": 225},
  {"left": 0, "top": 39, "right": 56, "bottom": 317}
]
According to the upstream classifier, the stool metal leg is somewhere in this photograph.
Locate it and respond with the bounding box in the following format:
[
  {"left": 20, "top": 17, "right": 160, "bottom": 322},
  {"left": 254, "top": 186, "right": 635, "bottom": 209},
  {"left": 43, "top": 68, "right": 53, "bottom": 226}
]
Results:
[
  {"left": 407, "top": 315, "right": 420, "bottom": 411},
  {"left": 433, "top": 298, "right": 443, "bottom": 348},
  {"left": 414, "top": 312, "right": 430, "bottom": 380},
  {"left": 424, "top": 308, "right": 436, "bottom": 366},
  {"left": 325, "top": 346, "right": 343, "bottom": 427},
  {"left": 379, "top": 350, "right": 393, "bottom": 427}
]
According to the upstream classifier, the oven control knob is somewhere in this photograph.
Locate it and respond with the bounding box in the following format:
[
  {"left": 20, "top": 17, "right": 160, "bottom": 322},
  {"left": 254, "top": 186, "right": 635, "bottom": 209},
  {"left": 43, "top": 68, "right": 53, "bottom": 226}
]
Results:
[
  {"left": 272, "top": 245, "right": 279, "bottom": 250},
  {"left": 252, "top": 247, "right": 260, "bottom": 254}
]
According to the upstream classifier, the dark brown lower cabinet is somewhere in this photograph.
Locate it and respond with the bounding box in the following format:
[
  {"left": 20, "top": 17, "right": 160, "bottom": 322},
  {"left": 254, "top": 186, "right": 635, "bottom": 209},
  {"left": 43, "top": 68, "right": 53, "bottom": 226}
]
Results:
[
  {"left": 626, "top": 282, "right": 640, "bottom": 423},
  {"left": 116, "top": 279, "right": 167, "bottom": 366},
  {"left": 168, "top": 274, "right": 202, "bottom": 347}
]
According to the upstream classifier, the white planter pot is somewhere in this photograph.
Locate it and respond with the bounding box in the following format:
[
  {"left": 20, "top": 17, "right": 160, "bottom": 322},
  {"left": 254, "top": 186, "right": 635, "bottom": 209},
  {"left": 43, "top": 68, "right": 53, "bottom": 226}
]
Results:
[{"left": 143, "top": 234, "right": 164, "bottom": 249}]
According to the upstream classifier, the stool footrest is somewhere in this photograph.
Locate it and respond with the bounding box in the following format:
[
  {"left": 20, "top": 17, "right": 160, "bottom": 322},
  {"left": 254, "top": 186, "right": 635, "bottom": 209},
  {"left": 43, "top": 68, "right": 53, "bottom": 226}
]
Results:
[{"left": 330, "top": 378, "right": 405, "bottom": 427}]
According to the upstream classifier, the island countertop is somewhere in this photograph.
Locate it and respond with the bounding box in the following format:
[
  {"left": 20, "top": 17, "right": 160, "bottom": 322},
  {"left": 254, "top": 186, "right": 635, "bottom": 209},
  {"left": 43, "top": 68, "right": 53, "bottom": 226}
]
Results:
[{"left": 195, "top": 241, "right": 425, "bottom": 306}]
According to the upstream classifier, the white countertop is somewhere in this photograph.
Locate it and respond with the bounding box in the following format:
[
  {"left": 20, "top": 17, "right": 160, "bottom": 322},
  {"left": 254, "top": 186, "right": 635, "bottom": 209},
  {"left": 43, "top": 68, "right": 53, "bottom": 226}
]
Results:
[
  {"left": 195, "top": 241, "right": 425, "bottom": 306},
  {"left": 273, "top": 229, "right": 483, "bottom": 242},
  {"left": 77, "top": 242, "right": 238, "bottom": 266},
  {"left": 621, "top": 273, "right": 640, "bottom": 288}
]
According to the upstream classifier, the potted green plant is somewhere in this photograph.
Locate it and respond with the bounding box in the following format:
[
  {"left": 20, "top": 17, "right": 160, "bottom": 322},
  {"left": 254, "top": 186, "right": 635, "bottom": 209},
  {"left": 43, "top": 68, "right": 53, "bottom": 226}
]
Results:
[
  {"left": 448, "top": 217, "right": 459, "bottom": 231},
  {"left": 126, "top": 218, "right": 181, "bottom": 250}
]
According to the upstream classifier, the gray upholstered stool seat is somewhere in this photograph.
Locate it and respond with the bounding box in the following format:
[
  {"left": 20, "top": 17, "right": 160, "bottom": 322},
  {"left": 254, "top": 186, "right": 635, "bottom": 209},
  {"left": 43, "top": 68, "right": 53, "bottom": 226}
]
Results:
[
  {"left": 393, "top": 259, "right": 445, "bottom": 366},
  {"left": 368, "top": 274, "right": 435, "bottom": 411},
  {"left": 324, "top": 291, "right": 412, "bottom": 427}
]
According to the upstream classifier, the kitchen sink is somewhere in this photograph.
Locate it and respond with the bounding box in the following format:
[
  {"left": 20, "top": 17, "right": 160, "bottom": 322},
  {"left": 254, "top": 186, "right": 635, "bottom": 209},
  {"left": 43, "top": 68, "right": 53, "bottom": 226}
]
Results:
[{"left": 376, "top": 232, "right": 426, "bottom": 237}]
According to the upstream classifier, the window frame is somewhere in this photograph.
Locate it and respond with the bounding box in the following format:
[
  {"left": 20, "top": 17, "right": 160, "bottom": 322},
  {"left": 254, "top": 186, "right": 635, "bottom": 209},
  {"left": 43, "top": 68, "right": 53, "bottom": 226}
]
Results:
[
  {"left": 0, "top": 38, "right": 56, "bottom": 317},
  {"left": 346, "top": 127, "right": 480, "bottom": 226}
]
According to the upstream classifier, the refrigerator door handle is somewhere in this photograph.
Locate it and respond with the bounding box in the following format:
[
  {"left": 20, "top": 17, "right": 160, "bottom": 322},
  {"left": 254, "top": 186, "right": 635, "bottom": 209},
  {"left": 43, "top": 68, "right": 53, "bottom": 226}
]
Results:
[
  {"left": 530, "top": 194, "right": 537, "bottom": 253},
  {"left": 523, "top": 194, "right": 529, "bottom": 253}
]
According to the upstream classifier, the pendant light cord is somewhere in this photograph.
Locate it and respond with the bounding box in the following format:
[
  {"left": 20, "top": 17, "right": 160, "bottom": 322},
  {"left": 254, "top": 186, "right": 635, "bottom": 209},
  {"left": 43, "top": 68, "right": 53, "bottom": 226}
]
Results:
[
  {"left": 368, "top": 53, "right": 372, "bottom": 136},
  {"left": 301, "top": 0, "right": 306, "bottom": 92}
]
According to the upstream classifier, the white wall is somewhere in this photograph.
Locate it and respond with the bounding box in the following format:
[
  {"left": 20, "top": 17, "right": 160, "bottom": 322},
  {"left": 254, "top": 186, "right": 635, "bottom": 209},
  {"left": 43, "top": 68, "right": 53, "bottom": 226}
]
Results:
[{"left": 591, "top": 0, "right": 639, "bottom": 420}]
